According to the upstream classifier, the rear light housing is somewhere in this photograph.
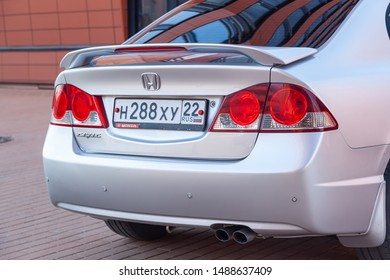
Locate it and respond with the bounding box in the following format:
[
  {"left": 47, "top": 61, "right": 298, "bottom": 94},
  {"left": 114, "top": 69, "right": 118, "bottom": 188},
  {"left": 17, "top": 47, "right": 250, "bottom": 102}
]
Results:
[
  {"left": 210, "top": 84, "right": 268, "bottom": 132},
  {"left": 51, "top": 84, "right": 108, "bottom": 128},
  {"left": 211, "top": 83, "right": 337, "bottom": 133}
]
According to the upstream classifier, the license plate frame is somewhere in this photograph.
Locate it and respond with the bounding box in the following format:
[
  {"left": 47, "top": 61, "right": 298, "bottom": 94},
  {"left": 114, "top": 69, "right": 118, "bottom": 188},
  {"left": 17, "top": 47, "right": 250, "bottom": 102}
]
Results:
[{"left": 113, "top": 98, "right": 208, "bottom": 131}]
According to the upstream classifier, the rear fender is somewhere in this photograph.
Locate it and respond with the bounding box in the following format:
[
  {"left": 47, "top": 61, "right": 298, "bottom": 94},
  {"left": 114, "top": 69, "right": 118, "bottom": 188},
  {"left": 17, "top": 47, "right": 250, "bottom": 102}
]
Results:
[{"left": 338, "top": 181, "right": 386, "bottom": 248}]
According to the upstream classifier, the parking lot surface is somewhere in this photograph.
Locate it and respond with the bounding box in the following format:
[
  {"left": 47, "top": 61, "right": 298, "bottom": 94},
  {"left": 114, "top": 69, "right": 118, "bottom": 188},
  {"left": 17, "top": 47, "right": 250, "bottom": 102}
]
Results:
[{"left": 0, "top": 86, "right": 358, "bottom": 260}]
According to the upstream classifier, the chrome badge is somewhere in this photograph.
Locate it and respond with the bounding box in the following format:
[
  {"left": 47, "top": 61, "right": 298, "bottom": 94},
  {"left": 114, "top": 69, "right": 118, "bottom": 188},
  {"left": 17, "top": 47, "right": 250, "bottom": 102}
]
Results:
[{"left": 141, "top": 73, "right": 161, "bottom": 91}]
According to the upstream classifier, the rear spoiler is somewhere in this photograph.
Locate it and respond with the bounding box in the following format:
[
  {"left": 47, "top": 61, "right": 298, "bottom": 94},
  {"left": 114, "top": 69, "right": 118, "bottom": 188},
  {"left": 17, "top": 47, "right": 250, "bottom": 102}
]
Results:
[{"left": 60, "top": 43, "right": 317, "bottom": 69}]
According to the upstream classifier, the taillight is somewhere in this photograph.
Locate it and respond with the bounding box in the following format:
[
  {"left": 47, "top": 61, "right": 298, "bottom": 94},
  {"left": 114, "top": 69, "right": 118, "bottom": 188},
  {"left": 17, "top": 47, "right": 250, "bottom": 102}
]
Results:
[
  {"left": 261, "top": 83, "right": 337, "bottom": 132},
  {"left": 50, "top": 84, "right": 108, "bottom": 128},
  {"left": 52, "top": 85, "right": 68, "bottom": 120},
  {"left": 269, "top": 87, "right": 308, "bottom": 126},
  {"left": 72, "top": 90, "right": 93, "bottom": 122},
  {"left": 230, "top": 91, "right": 261, "bottom": 126},
  {"left": 210, "top": 83, "right": 337, "bottom": 133},
  {"left": 210, "top": 84, "right": 269, "bottom": 132}
]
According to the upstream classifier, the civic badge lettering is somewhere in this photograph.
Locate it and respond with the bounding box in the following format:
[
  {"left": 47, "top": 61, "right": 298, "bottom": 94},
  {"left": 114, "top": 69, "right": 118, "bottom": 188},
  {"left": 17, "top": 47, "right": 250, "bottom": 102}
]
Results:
[
  {"left": 141, "top": 73, "right": 161, "bottom": 91},
  {"left": 76, "top": 132, "right": 102, "bottom": 139}
]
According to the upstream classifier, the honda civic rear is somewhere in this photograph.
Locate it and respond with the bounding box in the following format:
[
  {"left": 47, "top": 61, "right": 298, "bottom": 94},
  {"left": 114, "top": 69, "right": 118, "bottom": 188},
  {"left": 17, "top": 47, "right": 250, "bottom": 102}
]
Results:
[{"left": 43, "top": 0, "right": 390, "bottom": 259}]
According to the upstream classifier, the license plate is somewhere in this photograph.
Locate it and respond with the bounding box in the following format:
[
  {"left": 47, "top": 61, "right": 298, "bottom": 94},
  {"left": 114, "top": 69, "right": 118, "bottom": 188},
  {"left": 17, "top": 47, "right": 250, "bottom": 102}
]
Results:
[{"left": 113, "top": 99, "right": 207, "bottom": 131}]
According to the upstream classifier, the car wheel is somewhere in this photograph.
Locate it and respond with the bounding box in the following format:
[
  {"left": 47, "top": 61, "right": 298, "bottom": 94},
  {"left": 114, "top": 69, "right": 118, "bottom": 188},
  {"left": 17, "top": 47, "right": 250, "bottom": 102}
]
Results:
[
  {"left": 104, "top": 220, "right": 168, "bottom": 240},
  {"left": 357, "top": 160, "right": 390, "bottom": 259}
]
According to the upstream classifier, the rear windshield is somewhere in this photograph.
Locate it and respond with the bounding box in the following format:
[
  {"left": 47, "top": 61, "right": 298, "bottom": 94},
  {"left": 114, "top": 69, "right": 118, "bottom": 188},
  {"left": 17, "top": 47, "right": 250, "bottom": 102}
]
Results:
[{"left": 127, "top": 0, "right": 360, "bottom": 48}]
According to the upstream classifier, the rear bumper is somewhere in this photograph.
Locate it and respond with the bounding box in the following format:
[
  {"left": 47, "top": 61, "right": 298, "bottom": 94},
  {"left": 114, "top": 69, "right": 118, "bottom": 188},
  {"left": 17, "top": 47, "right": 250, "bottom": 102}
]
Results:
[{"left": 43, "top": 125, "right": 386, "bottom": 244}]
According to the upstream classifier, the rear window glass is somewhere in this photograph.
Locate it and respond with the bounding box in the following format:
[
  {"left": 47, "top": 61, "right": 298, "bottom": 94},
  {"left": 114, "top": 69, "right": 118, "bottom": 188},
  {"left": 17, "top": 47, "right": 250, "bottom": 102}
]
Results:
[{"left": 128, "top": 0, "right": 360, "bottom": 48}]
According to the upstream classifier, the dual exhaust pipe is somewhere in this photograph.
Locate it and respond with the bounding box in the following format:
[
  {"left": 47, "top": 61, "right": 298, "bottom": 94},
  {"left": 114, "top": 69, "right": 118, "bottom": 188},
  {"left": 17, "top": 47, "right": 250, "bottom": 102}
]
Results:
[{"left": 214, "top": 225, "right": 257, "bottom": 244}]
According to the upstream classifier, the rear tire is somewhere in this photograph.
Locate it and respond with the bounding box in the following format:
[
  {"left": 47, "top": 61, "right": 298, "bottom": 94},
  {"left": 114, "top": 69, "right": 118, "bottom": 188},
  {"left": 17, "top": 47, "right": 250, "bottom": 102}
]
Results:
[
  {"left": 104, "top": 220, "right": 168, "bottom": 240},
  {"left": 357, "top": 160, "right": 390, "bottom": 259}
]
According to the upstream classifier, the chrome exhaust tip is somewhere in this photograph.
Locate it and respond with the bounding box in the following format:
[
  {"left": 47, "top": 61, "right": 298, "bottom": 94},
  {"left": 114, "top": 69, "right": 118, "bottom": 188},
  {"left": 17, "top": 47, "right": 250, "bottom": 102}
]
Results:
[
  {"left": 232, "top": 226, "right": 257, "bottom": 244},
  {"left": 215, "top": 226, "right": 241, "bottom": 242}
]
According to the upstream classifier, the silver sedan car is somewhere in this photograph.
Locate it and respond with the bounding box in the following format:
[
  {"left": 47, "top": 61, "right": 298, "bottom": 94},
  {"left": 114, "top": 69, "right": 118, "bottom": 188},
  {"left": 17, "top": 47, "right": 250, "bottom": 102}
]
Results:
[{"left": 43, "top": 0, "right": 390, "bottom": 259}]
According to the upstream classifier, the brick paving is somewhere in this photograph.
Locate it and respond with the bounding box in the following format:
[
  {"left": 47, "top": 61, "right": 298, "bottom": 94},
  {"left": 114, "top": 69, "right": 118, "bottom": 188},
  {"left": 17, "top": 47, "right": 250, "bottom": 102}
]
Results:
[{"left": 0, "top": 86, "right": 358, "bottom": 260}]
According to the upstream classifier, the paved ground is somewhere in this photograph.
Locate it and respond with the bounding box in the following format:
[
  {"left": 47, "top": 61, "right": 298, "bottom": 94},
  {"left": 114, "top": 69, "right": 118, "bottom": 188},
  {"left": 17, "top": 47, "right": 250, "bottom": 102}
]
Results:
[{"left": 0, "top": 86, "right": 358, "bottom": 260}]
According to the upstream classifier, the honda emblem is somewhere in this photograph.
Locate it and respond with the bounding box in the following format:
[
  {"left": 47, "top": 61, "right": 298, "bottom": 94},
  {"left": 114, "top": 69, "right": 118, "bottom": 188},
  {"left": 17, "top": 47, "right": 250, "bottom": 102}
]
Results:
[{"left": 141, "top": 73, "right": 161, "bottom": 91}]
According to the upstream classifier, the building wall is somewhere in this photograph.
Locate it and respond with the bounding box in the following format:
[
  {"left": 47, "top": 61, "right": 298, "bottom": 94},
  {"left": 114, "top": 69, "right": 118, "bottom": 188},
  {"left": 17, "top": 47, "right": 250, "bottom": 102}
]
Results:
[{"left": 0, "top": 0, "right": 128, "bottom": 85}]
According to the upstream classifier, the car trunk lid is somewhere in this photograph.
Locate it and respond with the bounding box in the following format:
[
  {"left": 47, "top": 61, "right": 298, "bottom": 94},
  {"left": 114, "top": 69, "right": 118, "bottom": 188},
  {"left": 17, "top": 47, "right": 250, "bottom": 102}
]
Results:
[{"left": 61, "top": 44, "right": 316, "bottom": 160}]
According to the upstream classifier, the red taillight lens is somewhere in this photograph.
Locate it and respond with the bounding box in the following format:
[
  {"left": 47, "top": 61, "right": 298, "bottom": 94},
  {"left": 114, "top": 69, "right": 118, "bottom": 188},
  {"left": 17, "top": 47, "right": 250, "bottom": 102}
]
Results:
[
  {"left": 230, "top": 91, "right": 261, "bottom": 126},
  {"left": 72, "top": 90, "right": 93, "bottom": 122},
  {"left": 52, "top": 85, "right": 67, "bottom": 120},
  {"left": 269, "top": 87, "right": 308, "bottom": 126},
  {"left": 50, "top": 84, "right": 108, "bottom": 128}
]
